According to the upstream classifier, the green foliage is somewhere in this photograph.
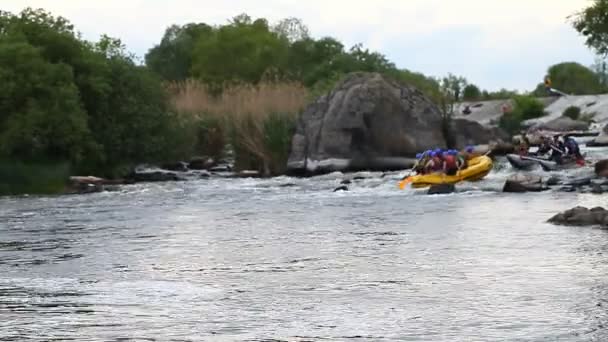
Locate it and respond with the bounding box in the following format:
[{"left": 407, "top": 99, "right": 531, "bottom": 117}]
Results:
[
  {"left": 0, "top": 8, "right": 188, "bottom": 185},
  {"left": 440, "top": 73, "right": 468, "bottom": 102},
  {"left": 562, "top": 106, "right": 582, "bottom": 120},
  {"left": 145, "top": 23, "right": 213, "bottom": 81},
  {"left": 482, "top": 89, "right": 519, "bottom": 100},
  {"left": 262, "top": 113, "right": 296, "bottom": 175},
  {"left": 547, "top": 62, "right": 605, "bottom": 95},
  {"left": 0, "top": 161, "right": 69, "bottom": 195},
  {"left": 499, "top": 96, "right": 546, "bottom": 134},
  {"left": 573, "top": 0, "right": 608, "bottom": 56},
  {"left": 462, "top": 84, "right": 481, "bottom": 101}
]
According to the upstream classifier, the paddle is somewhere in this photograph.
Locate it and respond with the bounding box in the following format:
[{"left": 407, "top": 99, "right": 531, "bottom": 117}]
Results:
[{"left": 398, "top": 159, "right": 420, "bottom": 189}]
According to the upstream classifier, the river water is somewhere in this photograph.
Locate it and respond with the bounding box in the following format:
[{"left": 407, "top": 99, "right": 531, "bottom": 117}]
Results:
[{"left": 2, "top": 156, "right": 608, "bottom": 341}]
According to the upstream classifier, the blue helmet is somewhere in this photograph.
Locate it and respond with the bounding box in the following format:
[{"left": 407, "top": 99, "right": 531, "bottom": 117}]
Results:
[
  {"left": 416, "top": 153, "right": 422, "bottom": 159},
  {"left": 429, "top": 151, "right": 437, "bottom": 157},
  {"left": 466, "top": 146, "right": 474, "bottom": 153}
]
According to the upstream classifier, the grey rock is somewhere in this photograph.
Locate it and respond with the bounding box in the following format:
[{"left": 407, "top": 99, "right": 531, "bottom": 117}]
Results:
[
  {"left": 188, "top": 157, "right": 216, "bottom": 170},
  {"left": 428, "top": 184, "right": 456, "bottom": 195},
  {"left": 340, "top": 179, "right": 352, "bottom": 185},
  {"left": 161, "top": 161, "right": 189, "bottom": 172},
  {"left": 448, "top": 119, "right": 510, "bottom": 149},
  {"left": 132, "top": 171, "right": 181, "bottom": 182},
  {"left": 549, "top": 206, "right": 608, "bottom": 227},
  {"left": 595, "top": 160, "right": 608, "bottom": 178},
  {"left": 503, "top": 174, "right": 548, "bottom": 193},
  {"left": 532, "top": 117, "right": 589, "bottom": 132},
  {"left": 333, "top": 186, "right": 349, "bottom": 192},
  {"left": 287, "top": 72, "right": 446, "bottom": 175},
  {"left": 566, "top": 177, "right": 592, "bottom": 187},
  {"left": 546, "top": 176, "right": 562, "bottom": 186}
]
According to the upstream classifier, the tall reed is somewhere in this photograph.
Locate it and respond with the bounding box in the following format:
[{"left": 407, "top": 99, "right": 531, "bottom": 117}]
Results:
[{"left": 167, "top": 80, "right": 308, "bottom": 175}]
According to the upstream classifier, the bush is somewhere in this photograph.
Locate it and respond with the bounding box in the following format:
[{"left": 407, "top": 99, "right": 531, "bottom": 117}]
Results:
[
  {"left": 0, "top": 161, "right": 70, "bottom": 195},
  {"left": 562, "top": 106, "right": 582, "bottom": 120},
  {"left": 499, "top": 96, "right": 546, "bottom": 134}
]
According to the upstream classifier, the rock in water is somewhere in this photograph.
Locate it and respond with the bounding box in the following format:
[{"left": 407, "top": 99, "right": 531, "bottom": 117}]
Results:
[
  {"left": 333, "top": 186, "right": 349, "bottom": 192},
  {"left": 531, "top": 117, "right": 589, "bottom": 132},
  {"left": 587, "top": 123, "right": 608, "bottom": 147},
  {"left": 131, "top": 171, "right": 181, "bottom": 182},
  {"left": 428, "top": 184, "right": 455, "bottom": 195},
  {"left": 287, "top": 72, "right": 447, "bottom": 175},
  {"left": 161, "top": 161, "right": 189, "bottom": 172},
  {"left": 503, "top": 174, "right": 548, "bottom": 193},
  {"left": 548, "top": 207, "right": 608, "bottom": 227},
  {"left": 188, "top": 157, "right": 215, "bottom": 170},
  {"left": 448, "top": 119, "right": 510, "bottom": 151},
  {"left": 595, "top": 160, "right": 608, "bottom": 178}
]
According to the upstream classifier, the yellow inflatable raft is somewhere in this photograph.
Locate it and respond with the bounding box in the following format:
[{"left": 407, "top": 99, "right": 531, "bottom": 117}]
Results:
[{"left": 399, "top": 156, "right": 493, "bottom": 189}]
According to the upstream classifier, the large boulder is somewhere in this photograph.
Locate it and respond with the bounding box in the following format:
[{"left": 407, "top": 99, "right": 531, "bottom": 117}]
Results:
[
  {"left": 503, "top": 174, "right": 548, "bottom": 193},
  {"left": 287, "top": 72, "right": 446, "bottom": 175},
  {"left": 595, "top": 160, "right": 608, "bottom": 178},
  {"left": 448, "top": 119, "right": 510, "bottom": 149},
  {"left": 548, "top": 207, "right": 608, "bottom": 227},
  {"left": 530, "top": 117, "right": 589, "bottom": 132}
]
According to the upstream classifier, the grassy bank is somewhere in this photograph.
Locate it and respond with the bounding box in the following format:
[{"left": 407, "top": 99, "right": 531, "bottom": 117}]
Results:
[
  {"left": 0, "top": 161, "right": 70, "bottom": 196},
  {"left": 168, "top": 80, "right": 309, "bottom": 175}
]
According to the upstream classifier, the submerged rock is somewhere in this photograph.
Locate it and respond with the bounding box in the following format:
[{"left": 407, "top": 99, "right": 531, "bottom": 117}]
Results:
[
  {"left": 188, "top": 157, "right": 216, "bottom": 170},
  {"left": 428, "top": 184, "right": 455, "bottom": 195},
  {"left": 161, "top": 161, "right": 189, "bottom": 172},
  {"left": 548, "top": 207, "right": 608, "bottom": 227},
  {"left": 333, "top": 186, "right": 349, "bottom": 192},
  {"left": 131, "top": 171, "right": 181, "bottom": 182},
  {"left": 503, "top": 174, "right": 548, "bottom": 193},
  {"left": 66, "top": 176, "right": 129, "bottom": 194},
  {"left": 595, "top": 160, "right": 608, "bottom": 178},
  {"left": 340, "top": 179, "right": 352, "bottom": 185}
]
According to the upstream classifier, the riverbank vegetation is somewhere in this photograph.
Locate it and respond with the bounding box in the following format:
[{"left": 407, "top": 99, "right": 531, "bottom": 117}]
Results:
[{"left": 2, "top": 2, "right": 608, "bottom": 194}]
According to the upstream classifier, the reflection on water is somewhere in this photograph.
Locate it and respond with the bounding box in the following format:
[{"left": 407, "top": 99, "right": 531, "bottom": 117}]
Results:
[{"left": 1, "top": 168, "right": 608, "bottom": 341}]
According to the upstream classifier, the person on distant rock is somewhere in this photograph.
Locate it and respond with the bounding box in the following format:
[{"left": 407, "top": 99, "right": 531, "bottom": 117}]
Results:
[{"left": 564, "top": 135, "right": 585, "bottom": 165}]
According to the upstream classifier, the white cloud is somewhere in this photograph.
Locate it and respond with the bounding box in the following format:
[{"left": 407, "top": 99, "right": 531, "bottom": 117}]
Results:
[{"left": 2, "top": 0, "right": 596, "bottom": 90}]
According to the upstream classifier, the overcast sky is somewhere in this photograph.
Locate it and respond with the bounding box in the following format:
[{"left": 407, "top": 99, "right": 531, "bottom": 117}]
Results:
[{"left": 4, "top": 0, "right": 598, "bottom": 91}]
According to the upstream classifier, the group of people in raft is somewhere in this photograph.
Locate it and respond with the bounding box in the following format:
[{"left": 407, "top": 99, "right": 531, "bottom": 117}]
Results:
[
  {"left": 412, "top": 146, "right": 477, "bottom": 176},
  {"left": 515, "top": 134, "right": 585, "bottom": 166}
]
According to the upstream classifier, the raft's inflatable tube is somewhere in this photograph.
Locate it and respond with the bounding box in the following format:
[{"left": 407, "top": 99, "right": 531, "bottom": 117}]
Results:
[
  {"left": 506, "top": 154, "right": 580, "bottom": 172},
  {"left": 404, "top": 156, "right": 493, "bottom": 189},
  {"left": 506, "top": 154, "right": 539, "bottom": 170}
]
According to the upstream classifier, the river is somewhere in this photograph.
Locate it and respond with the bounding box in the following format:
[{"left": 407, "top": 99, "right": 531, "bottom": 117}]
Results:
[{"left": 2, "top": 156, "right": 608, "bottom": 341}]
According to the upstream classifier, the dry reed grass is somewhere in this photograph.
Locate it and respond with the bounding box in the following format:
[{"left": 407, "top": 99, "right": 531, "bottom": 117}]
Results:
[{"left": 167, "top": 80, "right": 309, "bottom": 175}]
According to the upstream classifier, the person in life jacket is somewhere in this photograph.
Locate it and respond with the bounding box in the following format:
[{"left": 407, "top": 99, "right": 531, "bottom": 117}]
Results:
[
  {"left": 537, "top": 136, "right": 552, "bottom": 156},
  {"left": 550, "top": 135, "right": 566, "bottom": 164},
  {"left": 442, "top": 150, "right": 459, "bottom": 176},
  {"left": 424, "top": 150, "right": 444, "bottom": 174},
  {"left": 564, "top": 135, "right": 584, "bottom": 165},
  {"left": 413, "top": 151, "right": 431, "bottom": 175},
  {"left": 455, "top": 150, "right": 468, "bottom": 170}
]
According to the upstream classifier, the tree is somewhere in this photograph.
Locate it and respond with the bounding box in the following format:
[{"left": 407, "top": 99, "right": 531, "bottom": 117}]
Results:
[
  {"left": 462, "top": 84, "right": 481, "bottom": 101},
  {"left": 547, "top": 62, "right": 605, "bottom": 95},
  {"left": 273, "top": 17, "right": 309, "bottom": 42},
  {"left": 572, "top": 0, "right": 608, "bottom": 56},
  {"left": 191, "top": 15, "right": 290, "bottom": 87},
  {"left": 440, "top": 74, "right": 468, "bottom": 102},
  {"left": 145, "top": 23, "right": 213, "bottom": 81}
]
